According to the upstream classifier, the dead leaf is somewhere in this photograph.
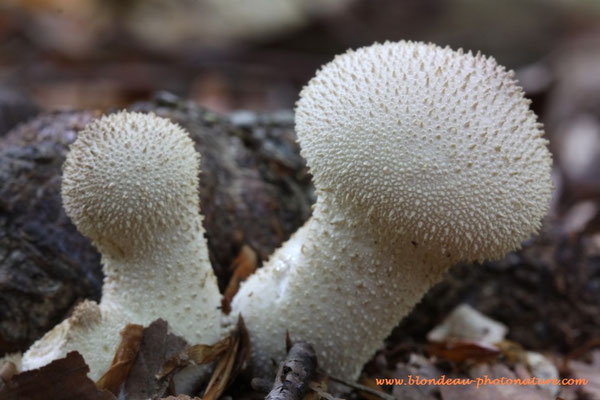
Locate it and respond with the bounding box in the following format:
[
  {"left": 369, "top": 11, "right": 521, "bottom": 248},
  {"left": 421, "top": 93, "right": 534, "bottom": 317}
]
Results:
[
  {"left": 0, "top": 351, "right": 116, "bottom": 400},
  {"left": 221, "top": 245, "right": 257, "bottom": 314},
  {"left": 202, "top": 333, "right": 239, "bottom": 399},
  {"left": 155, "top": 316, "right": 249, "bottom": 399},
  {"left": 188, "top": 337, "right": 233, "bottom": 365},
  {"left": 202, "top": 316, "right": 250, "bottom": 400},
  {"left": 96, "top": 324, "right": 144, "bottom": 395},
  {"left": 156, "top": 336, "right": 230, "bottom": 381},
  {"left": 428, "top": 340, "right": 501, "bottom": 363},
  {"left": 496, "top": 340, "right": 528, "bottom": 364},
  {"left": 122, "top": 319, "right": 188, "bottom": 400}
]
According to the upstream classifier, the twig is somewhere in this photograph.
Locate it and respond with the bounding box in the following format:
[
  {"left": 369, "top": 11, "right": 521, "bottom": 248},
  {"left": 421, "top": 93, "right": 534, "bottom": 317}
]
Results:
[{"left": 265, "top": 341, "right": 317, "bottom": 400}]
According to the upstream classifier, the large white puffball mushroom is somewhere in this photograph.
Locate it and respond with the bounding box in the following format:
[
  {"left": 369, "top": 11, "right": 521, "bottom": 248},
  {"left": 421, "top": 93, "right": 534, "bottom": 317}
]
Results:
[
  {"left": 231, "top": 41, "right": 553, "bottom": 380},
  {"left": 22, "top": 112, "right": 225, "bottom": 380}
]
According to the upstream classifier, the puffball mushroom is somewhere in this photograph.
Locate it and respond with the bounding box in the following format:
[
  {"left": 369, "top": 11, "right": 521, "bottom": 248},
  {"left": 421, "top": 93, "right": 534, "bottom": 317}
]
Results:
[
  {"left": 21, "top": 112, "right": 224, "bottom": 380},
  {"left": 231, "top": 41, "right": 553, "bottom": 380}
]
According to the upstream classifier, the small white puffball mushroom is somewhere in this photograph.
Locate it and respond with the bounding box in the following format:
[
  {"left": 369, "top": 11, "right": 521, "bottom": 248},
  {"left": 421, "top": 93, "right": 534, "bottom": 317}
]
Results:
[
  {"left": 21, "top": 112, "right": 224, "bottom": 380},
  {"left": 231, "top": 41, "right": 553, "bottom": 380}
]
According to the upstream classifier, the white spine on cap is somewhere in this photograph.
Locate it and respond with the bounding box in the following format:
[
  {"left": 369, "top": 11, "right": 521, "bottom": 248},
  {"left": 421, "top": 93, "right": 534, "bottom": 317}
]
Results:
[
  {"left": 232, "top": 41, "right": 553, "bottom": 379},
  {"left": 22, "top": 111, "right": 225, "bottom": 380}
]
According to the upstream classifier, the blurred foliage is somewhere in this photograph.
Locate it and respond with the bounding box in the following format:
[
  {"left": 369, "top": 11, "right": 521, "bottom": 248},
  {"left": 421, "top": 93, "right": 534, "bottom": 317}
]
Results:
[{"left": 0, "top": 0, "right": 599, "bottom": 112}]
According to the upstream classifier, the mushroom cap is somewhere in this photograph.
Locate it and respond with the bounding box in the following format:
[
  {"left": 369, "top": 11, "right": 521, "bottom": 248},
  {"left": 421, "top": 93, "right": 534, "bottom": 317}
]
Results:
[
  {"left": 62, "top": 111, "right": 200, "bottom": 258},
  {"left": 295, "top": 41, "right": 553, "bottom": 262}
]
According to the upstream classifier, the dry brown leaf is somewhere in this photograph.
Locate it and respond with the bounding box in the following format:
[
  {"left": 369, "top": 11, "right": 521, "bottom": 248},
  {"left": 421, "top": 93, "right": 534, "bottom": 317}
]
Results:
[
  {"left": 202, "top": 316, "right": 250, "bottom": 400},
  {"left": 188, "top": 336, "right": 233, "bottom": 365},
  {"left": 0, "top": 351, "right": 116, "bottom": 400},
  {"left": 156, "top": 316, "right": 249, "bottom": 399},
  {"left": 221, "top": 245, "right": 258, "bottom": 314},
  {"left": 496, "top": 340, "right": 528, "bottom": 364},
  {"left": 154, "top": 352, "right": 190, "bottom": 382},
  {"left": 96, "top": 324, "right": 144, "bottom": 395},
  {"left": 202, "top": 335, "right": 240, "bottom": 399},
  {"left": 428, "top": 340, "right": 501, "bottom": 363},
  {"left": 156, "top": 335, "right": 231, "bottom": 381},
  {"left": 122, "top": 319, "right": 188, "bottom": 400}
]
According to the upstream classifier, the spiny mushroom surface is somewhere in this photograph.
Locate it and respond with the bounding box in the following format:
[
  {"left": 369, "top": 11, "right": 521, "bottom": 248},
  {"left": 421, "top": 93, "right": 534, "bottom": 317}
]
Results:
[
  {"left": 231, "top": 41, "right": 553, "bottom": 380},
  {"left": 21, "top": 111, "right": 225, "bottom": 380}
]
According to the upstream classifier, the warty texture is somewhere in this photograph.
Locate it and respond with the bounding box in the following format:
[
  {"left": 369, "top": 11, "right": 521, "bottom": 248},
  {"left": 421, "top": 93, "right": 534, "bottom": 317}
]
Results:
[
  {"left": 233, "top": 41, "right": 553, "bottom": 380},
  {"left": 22, "top": 112, "right": 225, "bottom": 380},
  {"left": 296, "top": 41, "right": 552, "bottom": 262}
]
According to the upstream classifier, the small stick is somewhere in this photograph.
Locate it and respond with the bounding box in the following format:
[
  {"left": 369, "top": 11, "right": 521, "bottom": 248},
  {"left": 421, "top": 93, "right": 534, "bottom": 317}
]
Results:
[{"left": 265, "top": 341, "right": 317, "bottom": 400}]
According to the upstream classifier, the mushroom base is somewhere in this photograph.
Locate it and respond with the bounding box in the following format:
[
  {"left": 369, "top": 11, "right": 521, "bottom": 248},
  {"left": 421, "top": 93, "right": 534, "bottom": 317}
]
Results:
[
  {"left": 231, "top": 195, "right": 451, "bottom": 380},
  {"left": 21, "top": 222, "right": 228, "bottom": 380}
]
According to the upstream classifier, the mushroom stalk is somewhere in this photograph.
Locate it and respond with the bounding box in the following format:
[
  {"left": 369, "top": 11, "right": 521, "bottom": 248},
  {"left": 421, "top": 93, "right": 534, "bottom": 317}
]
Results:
[
  {"left": 232, "top": 194, "right": 449, "bottom": 379},
  {"left": 231, "top": 41, "right": 553, "bottom": 380},
  {"left": 98, "top": 212, "right": 221, "bottom": 330}
]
